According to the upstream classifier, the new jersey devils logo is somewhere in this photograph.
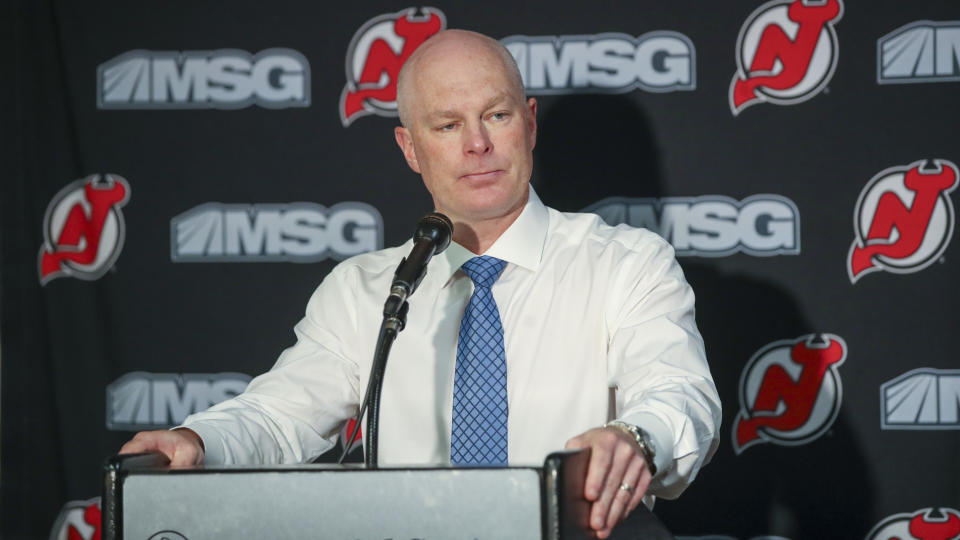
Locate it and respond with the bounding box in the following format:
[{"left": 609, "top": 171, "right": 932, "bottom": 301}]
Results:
[
  {"left": 39, "top": 174, "right": 130, "bottom": 284},
  {"left": 730, "top": 0, "right": 843, "bottom": 115},
  {"left": 867, "top": 508, "right": 960, "bottom": 540},
  {"left": 339, "top": 7, "right": 446, "bottom": 126},
  {"left": 48, "top": 497, "right": 101, "bottom": 540},
  {"left": 732, "top": 333, "right": 846, "bottom": 454},
  {"left": 848, "top": 159, "right": 958, "bottom": 283}
]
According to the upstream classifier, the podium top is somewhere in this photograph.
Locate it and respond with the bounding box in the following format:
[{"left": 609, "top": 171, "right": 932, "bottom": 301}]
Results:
[{"left": 103, "top": 450, "right": 672, "bottom": 540}]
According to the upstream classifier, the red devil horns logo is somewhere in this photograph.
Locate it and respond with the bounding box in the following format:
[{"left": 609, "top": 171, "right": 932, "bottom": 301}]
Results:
[
  {"left": 867, "top": 508, "right": 960, "bottom": 540},
  {"left": 733, "top": 334, "right": 846, "bottom": 454},
  {"left": 340, "top": 7, "right": 446, "bottom": 126},
  {"left": 848, "top": 159, "right": 958, "bottom": 283},
  {"left": 730, "top": 0, "right": 843, "bottom": 115},
  {"left": 38, "top": 174, "right": 131, "bottom": 284}
]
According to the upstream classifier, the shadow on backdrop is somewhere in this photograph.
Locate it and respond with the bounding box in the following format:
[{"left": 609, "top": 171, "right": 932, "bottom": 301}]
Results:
[{"left": 534, "top": 93, "right": 874, "bottom": 538}]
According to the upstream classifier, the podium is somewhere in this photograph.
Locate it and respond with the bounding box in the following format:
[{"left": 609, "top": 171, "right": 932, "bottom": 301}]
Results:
[{"left": 103, "top": 450, "right": 673, "bottom": 539}]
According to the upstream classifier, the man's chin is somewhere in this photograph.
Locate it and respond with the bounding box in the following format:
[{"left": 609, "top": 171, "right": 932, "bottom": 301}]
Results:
[{"left": 453, "top": 201, "right": 525, "bottom": 226}]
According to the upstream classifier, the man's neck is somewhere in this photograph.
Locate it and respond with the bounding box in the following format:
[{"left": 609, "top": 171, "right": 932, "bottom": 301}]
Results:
[{"left": 450, "top": 205, "right": 525, "bottom": 255}]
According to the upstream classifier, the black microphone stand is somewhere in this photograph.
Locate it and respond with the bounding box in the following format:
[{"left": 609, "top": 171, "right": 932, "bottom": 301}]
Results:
[
  {"left": 338, "top": 212, "right": 452, "bottom": 468},
  {"left": 361, "top": 300, "right": 408, "bottom": 468}
]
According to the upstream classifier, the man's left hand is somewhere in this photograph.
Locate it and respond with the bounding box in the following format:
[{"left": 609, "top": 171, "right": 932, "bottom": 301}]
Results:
[{"left": 565, "top": 427, "right": 652, "bottom": 539}]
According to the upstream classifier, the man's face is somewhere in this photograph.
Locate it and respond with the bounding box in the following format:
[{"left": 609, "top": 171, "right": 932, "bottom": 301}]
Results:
[{"left": 395, "top": 43, "right": 537, "bottom": 227}]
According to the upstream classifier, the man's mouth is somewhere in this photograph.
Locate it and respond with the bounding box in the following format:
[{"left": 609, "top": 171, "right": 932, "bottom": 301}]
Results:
[{"left": 461, "top": 170, "right": 503, "bottom": 181}]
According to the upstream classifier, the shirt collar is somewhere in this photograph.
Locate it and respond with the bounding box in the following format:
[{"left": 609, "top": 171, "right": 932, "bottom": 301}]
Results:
[{"left": 434, "top": 186, "right": 549, "bottom": 286}]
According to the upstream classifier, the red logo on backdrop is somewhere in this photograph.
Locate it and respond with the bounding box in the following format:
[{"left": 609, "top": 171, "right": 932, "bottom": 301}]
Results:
[
  {"left": 848, "top": 159, "right": 958, "bottom": 283},
  {"left": 867, "top": 508, "right": 960, "bottom": 540},
  {"left": 339, "top": 7, "right": 446, "bottom": 126},
  {"left": 49, "top": 497, "right": 101, "bottom": 540},
  {"left": 729, "top": 0, "right": 843, "bottom": 115},
  {"left": 732, "top": 333, "right": 846, "bottom": 454},
  {"left": 38, "top": 174, "right": 130, "bottom": 285}
]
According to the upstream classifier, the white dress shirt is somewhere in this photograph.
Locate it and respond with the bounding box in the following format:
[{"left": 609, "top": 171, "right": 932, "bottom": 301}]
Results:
[{"left": 183, "top": 188, "right": 721, "bottom": 499}]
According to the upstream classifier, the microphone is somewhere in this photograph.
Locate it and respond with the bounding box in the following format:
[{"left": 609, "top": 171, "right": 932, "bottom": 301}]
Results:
[
  {"left": 348, "top": 212, "right": 452, "bottom": 466},
  {"left": 383, "top": 212, "right": 453, "bottom": 317}
]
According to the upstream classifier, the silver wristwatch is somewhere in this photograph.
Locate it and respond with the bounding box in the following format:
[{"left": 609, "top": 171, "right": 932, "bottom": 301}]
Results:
[{"left": 604, "top": 420, "right": 657, "bottom": 476}]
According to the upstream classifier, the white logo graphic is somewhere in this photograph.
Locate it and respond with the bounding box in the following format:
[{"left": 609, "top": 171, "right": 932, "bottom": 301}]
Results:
[
  {"left": 98, "top": 49, "right": 310, "bottom": 109},
  {"left": 879, "top": 21, "right": 960, "bottom": 84},
  {"left": 583, "top": 195, "right": 800, "bottom": 256},
  {"left": 106, "top": 372, "right": 251, "bottom": 430},
  {"left": 170, "top": 202, "right": 383, "bottom": 262},
  {"left": 502, "top": 32, "right": 695, "bottom": 94},
  {"left": 881, "top": 368, "right": 960, "bottom": 430}
]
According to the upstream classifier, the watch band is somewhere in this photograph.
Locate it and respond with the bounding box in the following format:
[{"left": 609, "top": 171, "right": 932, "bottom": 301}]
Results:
[{"left": 604, "top": 420, "right": 658, "bottom": 476}]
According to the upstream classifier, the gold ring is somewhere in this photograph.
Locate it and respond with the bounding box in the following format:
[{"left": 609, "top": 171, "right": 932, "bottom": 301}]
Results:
[{"left": 619, "top": 482, "right": 633, "bottom": 494}]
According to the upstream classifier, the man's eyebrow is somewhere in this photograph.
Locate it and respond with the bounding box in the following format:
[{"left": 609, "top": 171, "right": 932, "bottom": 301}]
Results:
[
  {"left": 428, "top": 110, "right": 460, "bottom": 121},
  {"left": 425, "top": 93, "right": 513, "bottom": 122},
  {"left": 483, "top": 93, "right": 510, "bottom": 109}
]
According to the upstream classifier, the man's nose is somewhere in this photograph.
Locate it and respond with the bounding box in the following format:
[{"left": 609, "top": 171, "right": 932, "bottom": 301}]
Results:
[{"left": 463, "top": 122, "right": 493, "bottom": 156}]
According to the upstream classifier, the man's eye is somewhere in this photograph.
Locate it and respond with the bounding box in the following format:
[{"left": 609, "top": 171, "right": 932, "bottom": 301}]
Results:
[
  {"left": 491, "top": 112, "right": 509, "bottom": 121},
  {"left": 439, "top": 123, "right": 457, "bottom": 131}
]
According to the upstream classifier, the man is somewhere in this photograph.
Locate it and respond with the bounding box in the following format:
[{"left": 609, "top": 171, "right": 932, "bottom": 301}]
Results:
[{"left": 121, "top": 30, "right": 721, "bottom": 539}]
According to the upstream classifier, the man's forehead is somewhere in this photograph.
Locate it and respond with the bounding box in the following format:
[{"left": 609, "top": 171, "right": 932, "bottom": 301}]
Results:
[
  {"left": 414, "top": 43, "right": 503, "bottom": 79},
  {"left": 411, "top": 30, "right": 500, "bottom": 65},
  {"left": 398, "top": 30, "right": 526, "bottom": 125}
]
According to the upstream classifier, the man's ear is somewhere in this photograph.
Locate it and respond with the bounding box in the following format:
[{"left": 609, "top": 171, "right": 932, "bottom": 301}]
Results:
[
  {"left": 525, "top": 98, "right": 538, "bottom": 150},
  {"left": 394, "top": 126, "right": 421, "bottom": 174}
]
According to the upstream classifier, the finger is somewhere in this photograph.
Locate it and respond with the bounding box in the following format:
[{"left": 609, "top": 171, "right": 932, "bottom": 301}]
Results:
[
  {"left": 170, "top": 446, "right": 198, "bottom": 466},
  {"left": 118, "top": 439, "right": 146, "bottom": 454},
  {"left": 591, "top": 442, "right": 633, "bottom": 530},
  {"left": 161, "top": 434, "right": 199, "bottom": 466},
  {"left": 626, "top": 463, "right": 653, "bottom": 515},
  {"left": 597, "top": 443, "right": 639, "bottom": 530},
  {"left": 119, "top": 431, "right": 159, "bottom": 454},
  {"left": 564, "top": 435, "right": 583, "bottom": 449},
  {"left": 608, "top": 454, "right": 644, "bottom": 528},
  {"left": 583, "top": 438, "right": 614, "bottom": 502}
]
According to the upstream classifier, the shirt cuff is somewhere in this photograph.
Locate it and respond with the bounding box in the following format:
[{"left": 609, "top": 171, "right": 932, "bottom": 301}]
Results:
[{"left": 618, "top": 411, "right": 673, "bottom": 479}]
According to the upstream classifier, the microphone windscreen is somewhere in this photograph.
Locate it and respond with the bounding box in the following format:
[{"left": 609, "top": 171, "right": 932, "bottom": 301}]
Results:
[{"left": 414, "top": 212, "right": 454, "bottom": 253}]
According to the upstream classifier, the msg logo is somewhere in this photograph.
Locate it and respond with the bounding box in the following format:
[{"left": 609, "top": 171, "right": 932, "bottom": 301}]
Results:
[{"left": 106, "top": 372, "right": 250, "bottom": 430}]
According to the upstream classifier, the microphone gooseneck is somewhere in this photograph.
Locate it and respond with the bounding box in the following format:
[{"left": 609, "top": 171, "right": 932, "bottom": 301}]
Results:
[{"left": 339, "top": 212, "right": 453, "bottom": 467}]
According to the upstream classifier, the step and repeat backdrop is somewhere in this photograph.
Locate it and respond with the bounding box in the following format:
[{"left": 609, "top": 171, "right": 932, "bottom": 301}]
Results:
[{"left": 4, "top": 1, "right": 959, "bottom": 538}]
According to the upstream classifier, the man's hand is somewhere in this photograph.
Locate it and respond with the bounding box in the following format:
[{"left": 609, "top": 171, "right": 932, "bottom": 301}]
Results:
[
  {"left": 565, "top": 427, "right": 652, "bottom": 539},
  {"left": 119, "top": 428, "right": 205, "bottom": 467}
]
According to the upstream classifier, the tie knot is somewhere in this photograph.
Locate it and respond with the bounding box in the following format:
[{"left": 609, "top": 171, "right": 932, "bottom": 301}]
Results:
[{"left": 461, "top": 256, "right": 506, "bottom": 288}]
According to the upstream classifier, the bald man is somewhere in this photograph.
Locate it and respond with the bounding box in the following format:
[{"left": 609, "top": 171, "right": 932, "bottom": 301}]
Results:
[{"left": 121, "top": 30, "right": 720, "bottom": 539}]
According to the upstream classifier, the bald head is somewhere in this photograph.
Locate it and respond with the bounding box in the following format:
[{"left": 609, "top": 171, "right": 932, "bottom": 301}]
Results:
[{"left": 396, "top": 29, "right": 525, "bottom": 128}]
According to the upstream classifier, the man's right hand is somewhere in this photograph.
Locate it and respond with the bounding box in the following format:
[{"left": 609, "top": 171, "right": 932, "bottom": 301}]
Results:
[{"left": 119, "top": 428, "right": 205, "bottom": 466}]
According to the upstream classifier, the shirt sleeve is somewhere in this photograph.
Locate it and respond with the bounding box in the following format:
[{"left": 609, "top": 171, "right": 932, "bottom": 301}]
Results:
[
  {"left": 180, "top": 265, "right": 364, "bottom": 465},
  {"left": 605, "top": 231, "right": 722, "bottom": 500}
]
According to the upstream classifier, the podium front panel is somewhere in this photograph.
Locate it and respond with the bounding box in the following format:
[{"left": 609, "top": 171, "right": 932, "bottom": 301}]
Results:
[{"left": 121, "top": 466, "right": 543, "bottom": 539}]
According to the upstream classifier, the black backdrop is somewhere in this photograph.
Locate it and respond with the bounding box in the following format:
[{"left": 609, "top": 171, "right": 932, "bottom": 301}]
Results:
[{"left": 4, "top": 1, "right": 960, "bottom": 539}]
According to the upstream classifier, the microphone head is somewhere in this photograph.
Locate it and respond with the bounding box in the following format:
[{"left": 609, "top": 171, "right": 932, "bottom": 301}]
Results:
[{"left": 414, "top": 212, "right": 454, "bottom": 253}]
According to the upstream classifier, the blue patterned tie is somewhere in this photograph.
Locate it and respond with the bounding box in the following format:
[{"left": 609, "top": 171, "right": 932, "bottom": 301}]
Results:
[{"left": 451, "top": 256, "right": 509, "bottom": 466}]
